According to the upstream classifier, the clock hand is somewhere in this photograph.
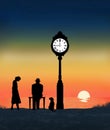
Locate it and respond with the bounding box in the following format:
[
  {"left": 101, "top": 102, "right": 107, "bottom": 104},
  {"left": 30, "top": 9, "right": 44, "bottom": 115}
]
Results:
[
  {"left": 59, "top": 42, "right": 61, "bottom": 47},
  {"left": 58, "top": 39, "right": 61, "bottom": 47}
]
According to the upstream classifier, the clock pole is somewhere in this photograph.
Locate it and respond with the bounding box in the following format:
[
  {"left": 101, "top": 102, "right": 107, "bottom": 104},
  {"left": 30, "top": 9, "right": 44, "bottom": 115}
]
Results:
[
  {"left": 51, "top": 31, "right": 69, "bottom": 110},
  {"left": 56, "top": 55, "right": 64, "bottom": 109},
  {"left": 58, "top": 56, "right": 62, "bottom": 80}
]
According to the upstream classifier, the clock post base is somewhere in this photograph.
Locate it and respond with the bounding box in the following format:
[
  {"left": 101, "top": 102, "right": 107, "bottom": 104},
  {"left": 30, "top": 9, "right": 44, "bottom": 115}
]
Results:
[{"left": 56, "top": 80, "right": 64, "bottom": 109}]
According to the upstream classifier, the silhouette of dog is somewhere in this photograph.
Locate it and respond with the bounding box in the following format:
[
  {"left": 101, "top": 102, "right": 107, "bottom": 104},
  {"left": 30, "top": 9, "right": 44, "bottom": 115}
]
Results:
[{"left": 48, "top": 97, "right": 54, "bottom": 111}]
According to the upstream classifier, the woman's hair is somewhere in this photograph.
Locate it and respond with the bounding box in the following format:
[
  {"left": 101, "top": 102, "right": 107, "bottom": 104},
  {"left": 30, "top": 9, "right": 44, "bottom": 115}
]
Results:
[{"left": 15, "top": 76, "right": 21, "bottom": 81}]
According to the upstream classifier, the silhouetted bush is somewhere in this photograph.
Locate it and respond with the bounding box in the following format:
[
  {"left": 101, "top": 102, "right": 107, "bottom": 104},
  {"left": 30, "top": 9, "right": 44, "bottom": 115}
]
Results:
[{"left": 93, "top": 102, "right": 110, "bottom": 109}]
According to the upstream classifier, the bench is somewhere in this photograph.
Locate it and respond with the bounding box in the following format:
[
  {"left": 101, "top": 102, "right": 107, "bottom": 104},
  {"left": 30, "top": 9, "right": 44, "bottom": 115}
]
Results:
[{"left": 28, "top": 97, "right": 45, "bottom": 109}]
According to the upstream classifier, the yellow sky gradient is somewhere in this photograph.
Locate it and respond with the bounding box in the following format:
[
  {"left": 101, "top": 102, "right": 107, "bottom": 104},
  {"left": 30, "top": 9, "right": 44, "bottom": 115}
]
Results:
[{"left": 0, "top": 40, "right": 110, "bottom": 108}]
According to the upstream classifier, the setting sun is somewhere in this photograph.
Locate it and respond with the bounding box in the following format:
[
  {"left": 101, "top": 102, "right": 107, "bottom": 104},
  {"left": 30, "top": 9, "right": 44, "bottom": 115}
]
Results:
[{"left": 77, "top": 90, "right": 91, "bottom": 103}]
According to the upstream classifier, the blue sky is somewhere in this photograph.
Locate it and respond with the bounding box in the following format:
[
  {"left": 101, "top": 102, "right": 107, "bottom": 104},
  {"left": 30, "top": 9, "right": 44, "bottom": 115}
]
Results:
[
  {"left": 0, "top": 0, "right": 110, "bottom": 47},
  {"left": 0, "top": 0, "right": 110, "bottom": 30}
]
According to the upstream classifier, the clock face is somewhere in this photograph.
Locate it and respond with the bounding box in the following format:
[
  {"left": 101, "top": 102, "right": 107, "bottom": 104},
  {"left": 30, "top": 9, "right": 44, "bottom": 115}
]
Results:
[{"left": 52, "top": 38, "right": 68, "bottom": 53}]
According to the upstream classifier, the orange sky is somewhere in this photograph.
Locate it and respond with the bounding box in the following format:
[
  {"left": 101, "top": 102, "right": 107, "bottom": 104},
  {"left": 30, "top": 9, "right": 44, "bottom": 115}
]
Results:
[{"left": 0, "top": 43, "right": 110, "bottom": 109}]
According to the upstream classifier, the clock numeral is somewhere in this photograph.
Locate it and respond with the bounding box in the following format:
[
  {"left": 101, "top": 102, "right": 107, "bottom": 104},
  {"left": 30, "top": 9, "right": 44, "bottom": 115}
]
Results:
[
  {"left": 53, "top": 46, "right": 56, "bottom": 50},
  {"left": 56, "top": 48, "right": 58, "bottom": 51}
]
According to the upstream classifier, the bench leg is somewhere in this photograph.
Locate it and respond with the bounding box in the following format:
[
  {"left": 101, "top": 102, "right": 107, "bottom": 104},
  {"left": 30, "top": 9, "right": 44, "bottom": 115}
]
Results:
[
  {"left": 29, "top": 98, "right": 31, "bottom": 109},
  {"left": 43, "top": 97, "right": 45, "bottom": 109}
]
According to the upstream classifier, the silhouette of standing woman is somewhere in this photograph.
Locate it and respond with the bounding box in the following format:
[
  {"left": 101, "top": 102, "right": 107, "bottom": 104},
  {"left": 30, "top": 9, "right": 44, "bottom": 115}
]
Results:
[
  {"left": 32, "top": 78, "right": 43, "bottom": 110},
  {"left": 11, "top": 76, "right": 21, "bottom": 110}
]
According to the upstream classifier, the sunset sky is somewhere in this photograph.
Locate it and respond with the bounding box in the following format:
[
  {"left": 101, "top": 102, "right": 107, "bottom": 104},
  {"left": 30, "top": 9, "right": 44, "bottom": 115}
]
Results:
[{"left": 0, "top": 0, "right": 110, "bottom": 108}]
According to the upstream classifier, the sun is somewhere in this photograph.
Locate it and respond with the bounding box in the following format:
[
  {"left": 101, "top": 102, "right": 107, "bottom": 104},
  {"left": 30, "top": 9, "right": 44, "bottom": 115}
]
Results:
[{"left": 77, "top": 90, "right": 91, "bottom": 102}]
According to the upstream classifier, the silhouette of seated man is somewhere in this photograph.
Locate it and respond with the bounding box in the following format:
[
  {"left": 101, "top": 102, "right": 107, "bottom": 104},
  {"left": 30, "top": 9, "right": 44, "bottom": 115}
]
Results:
[
  {"left": 48, "top": 97, "right": 55, "bottom": 111},
  {"left": 32, "top": 78, "right": 43, "bottom": 110}
]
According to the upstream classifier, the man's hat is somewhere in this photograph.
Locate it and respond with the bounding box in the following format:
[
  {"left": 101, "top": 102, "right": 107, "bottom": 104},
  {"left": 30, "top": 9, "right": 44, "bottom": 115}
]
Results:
[{"left": 35, "top": 78, "right": 40, "bottom": 82}]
